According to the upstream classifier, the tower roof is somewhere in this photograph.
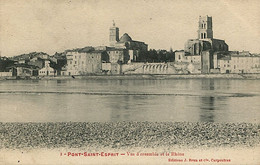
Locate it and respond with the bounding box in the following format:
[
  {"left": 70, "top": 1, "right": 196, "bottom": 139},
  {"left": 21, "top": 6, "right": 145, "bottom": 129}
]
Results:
[
  {"left": 119, "top": 33, "right": 132, "bottom": 42},
  {"left": 112, "top": 20, "right": 115, "bottom": 26}
]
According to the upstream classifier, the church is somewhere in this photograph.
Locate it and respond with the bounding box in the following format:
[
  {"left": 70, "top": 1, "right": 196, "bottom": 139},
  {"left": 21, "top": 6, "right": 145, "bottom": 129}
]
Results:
[
  {"left": 185, "top": 15, "right": 228, "bottom": 55},
  {"left": 109, "top": 21, "right": 148, "bottom": 62},
  {"left": 175, "top": 15, "right": 229, "bottom": 73}
]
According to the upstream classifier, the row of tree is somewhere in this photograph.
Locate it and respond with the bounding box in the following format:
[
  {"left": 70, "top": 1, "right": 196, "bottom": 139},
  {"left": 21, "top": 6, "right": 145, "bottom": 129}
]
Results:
[
  {"left": 0, "top": 59, "right": 15, "bottom": 72},
  {"left": 136, "top": 49, "right": 175, "bottom": 62}
]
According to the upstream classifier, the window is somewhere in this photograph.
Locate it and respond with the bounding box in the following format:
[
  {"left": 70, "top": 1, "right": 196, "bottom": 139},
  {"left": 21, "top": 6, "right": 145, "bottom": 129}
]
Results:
[
  {"left": 204, "top": 33, "right": 206, "bottom": 38},
  {"left": 201, "top": 33, "right": 203, "bottom": 39},
  {"left": 70, "top": 61, "right": 72, "bottom": 64},
  {"left": 75, "top": 61, "right": 77, "bottom": 64},
  {"left": 179, "top": 55, "right": 181, "bottom": 60}
]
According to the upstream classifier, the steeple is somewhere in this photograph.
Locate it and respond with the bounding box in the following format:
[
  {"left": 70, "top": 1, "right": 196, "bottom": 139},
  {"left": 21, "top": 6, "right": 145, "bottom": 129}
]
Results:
[
  {"left": 109, "top": 20, "right": 119, "bottom": 46},
  {"left": 112, "top": 20, "right": 115, "bottom": 27},
  {"left": 197, "top": 15, "right": 213, "bottom": 40}
]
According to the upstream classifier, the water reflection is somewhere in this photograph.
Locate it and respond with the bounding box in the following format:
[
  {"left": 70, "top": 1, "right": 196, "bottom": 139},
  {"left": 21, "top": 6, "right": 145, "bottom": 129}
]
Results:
[
  {"left": 0, "top": 79, "right": 259, "bottom": 123},
  {"left": 199, "top": 97, "right": 216, "bottom": 122}
]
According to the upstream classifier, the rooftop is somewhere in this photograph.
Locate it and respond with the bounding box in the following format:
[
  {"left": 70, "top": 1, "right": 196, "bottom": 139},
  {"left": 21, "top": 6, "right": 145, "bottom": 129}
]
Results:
[{"left": 119, "top": 33, "right": 132, "bottom": 42}]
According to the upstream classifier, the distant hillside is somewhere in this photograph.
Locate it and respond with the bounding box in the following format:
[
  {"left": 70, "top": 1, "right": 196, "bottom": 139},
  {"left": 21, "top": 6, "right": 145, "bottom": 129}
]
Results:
[
  {"left": 10, "top": 52, "right": 50, "bottom": 61},
  {"left": 65, "top": 46, "right": 94, "bottom": 53}
]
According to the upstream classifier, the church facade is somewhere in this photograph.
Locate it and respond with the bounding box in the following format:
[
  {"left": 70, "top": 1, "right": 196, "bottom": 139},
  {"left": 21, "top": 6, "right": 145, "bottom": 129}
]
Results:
[
  {"left": 176, "top": 15, "right": 229, "bottom": 73},
  {"left": 185, "top": 15, "right": 228, "bottom": 56},
  {"left": 109, "top": 22, "right": 148, "bottom": 62},
  {"left": 61, "top": 22, "right": 148, "bottom": 75}
]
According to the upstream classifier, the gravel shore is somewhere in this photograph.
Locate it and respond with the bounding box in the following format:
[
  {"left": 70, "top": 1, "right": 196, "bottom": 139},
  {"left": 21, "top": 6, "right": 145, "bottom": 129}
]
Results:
[{"left": 0, "top": 122, "right": 259, "bottom": 150}]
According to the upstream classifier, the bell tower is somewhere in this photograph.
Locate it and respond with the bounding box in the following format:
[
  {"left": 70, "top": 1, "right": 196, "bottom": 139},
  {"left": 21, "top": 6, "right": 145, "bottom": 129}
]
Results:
[
  {"left": 109, "top": 20, "right": 119, "bottom": 46},
  {"left": 198, "top": 15, "right": 213, "bottom": 40}
]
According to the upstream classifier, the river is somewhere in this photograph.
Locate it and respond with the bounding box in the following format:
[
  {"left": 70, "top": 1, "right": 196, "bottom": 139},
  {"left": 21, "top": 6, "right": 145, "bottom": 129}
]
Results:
[{"left": 0, "top": 79, "right": 259, "bottom": 123}]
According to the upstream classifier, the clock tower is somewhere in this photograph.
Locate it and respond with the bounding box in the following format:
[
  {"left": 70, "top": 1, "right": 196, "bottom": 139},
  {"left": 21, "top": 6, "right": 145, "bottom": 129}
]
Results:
[
  {"left": 109, "top": 20, "right": 119, "bottom": 46},
  {"left": 197, "top": 15, "right": 213, "bottom": 40}
]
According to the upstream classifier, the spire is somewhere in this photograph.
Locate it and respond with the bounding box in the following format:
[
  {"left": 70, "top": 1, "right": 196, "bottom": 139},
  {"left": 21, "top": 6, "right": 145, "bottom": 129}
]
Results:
[
  {"left": 112, "top": 20, "right": 115, "bottom": 26},
  {"left": 109, "top": 20, "right": 119, "bottom": 45}
]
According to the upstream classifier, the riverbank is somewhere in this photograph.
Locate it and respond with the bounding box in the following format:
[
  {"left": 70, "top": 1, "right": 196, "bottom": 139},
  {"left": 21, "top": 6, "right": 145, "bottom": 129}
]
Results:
[
  {"left": 1, "top": 73, "right": 260, "bottom": 81},
  {"left": 1, "top": 122, "right": 259, "bottom": 150},
  {"left": 1, "top": 122, "right": 259, "bottom": 164},
  {"left": 42, "top": 73, "right": 260, "bottom": 80}
]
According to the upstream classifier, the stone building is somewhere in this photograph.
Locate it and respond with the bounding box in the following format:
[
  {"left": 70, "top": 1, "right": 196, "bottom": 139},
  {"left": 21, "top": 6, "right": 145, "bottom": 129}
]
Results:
[
  {"left": 107, "top": 48, "right": 129, "bottom": 64},
  {"left": 63, "top": 50, "right": 109, "bottom": 75},
  {"left": 8, "top": 64, "right": 39, "bottom": 77},
  {"left": 28, "top": 57, "right": 46, "bottom": 68},
  {"left": 214, "top": 51, "right": 260, "bottom": 73},
  {"left": 175, "top": 50, "right": 201, "bottom": 63},
  {"left": 109, "top": 22, "right": 148, "bottom": 62},
  {"left": 39, "top": 60, "right": 55, "bottom": 76},
  {"left": 176, "top": 15, "right": 229, "bottom": 73}
]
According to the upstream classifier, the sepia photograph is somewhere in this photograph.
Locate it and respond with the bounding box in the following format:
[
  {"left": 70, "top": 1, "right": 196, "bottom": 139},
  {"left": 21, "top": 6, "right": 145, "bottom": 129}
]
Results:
[{"left": 0, "top": 0, "right": 260, "bottom": 164}]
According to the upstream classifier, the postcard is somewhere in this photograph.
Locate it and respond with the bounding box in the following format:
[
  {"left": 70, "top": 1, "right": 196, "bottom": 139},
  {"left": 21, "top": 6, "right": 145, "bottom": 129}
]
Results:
[{"left": 0, "top": 0, "right": 259, "bottom": 164}]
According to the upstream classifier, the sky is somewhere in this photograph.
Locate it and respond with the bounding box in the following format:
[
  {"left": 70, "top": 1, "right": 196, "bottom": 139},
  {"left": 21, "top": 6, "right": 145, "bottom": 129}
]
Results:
[{"left": 0, "top": 0, "right": 260, "bottom": 57}]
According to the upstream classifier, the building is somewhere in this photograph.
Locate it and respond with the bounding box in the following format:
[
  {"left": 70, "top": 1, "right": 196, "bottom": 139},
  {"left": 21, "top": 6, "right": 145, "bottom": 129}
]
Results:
[
  {"left": 95, "top": 46, "right": 130, "bottom": 64},
  {"left": 28, "top": 57, "right": 46, "bottom": 68},
  {"left": 196, "top": 16, "right": 228, "bottom": 52},
  {"left": 63, "top": 49, "right": 109, "bottom": 75},
  {"left": 175, "top": 50, "right": 201, "bottom": 63},
  {"left": 109, "top": 22, "right": 148, "bottom": 62},
  {"left": 39, "top": 60, "right": 55, "bottom": 76},
  {"left": 109, "top": 21, "right": 120, "bottom": 46},
  {"left": 214, "top": 51, "right": 260, "bottom": 73},
  {"left": 107, "top": 48, "right": 129, "bottom": 64},
  {"left": 8, "top": 64, "right": 39, "bottom": 77},
  {"left": 176, "top": 15, "right": 229, "bottom": 73}
]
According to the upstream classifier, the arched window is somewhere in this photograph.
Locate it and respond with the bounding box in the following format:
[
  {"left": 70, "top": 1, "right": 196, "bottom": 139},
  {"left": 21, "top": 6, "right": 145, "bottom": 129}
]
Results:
[
  {"left": 204, "top": 33, "right": 206, "bottom": 38},
  {"left": 201, "top": 33, "right": 203, "bottom": 39}
]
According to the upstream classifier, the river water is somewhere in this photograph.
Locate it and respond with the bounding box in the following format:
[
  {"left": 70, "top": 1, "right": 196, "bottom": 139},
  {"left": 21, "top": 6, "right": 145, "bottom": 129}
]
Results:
[{"left": 0, "top": 79, "right": 259, "bottom": 123}]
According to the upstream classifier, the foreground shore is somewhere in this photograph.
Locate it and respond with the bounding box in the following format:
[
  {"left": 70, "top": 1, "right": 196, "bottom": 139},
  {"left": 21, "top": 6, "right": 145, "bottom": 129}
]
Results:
[
  {"left": 1, "top": 122, "right": 259, "bottom": 164},
  {"left": 1, "top": 122, "right": 259, "bottom": 150}
]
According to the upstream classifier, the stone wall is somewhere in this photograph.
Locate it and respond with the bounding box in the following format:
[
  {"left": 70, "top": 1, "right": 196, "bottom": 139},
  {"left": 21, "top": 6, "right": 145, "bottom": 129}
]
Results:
[
  {"left": 122, "top": 62, "right": 201, "bottom": 74},
  {"left": 0, "top": 72, "right": 12, "bottom": 77}
]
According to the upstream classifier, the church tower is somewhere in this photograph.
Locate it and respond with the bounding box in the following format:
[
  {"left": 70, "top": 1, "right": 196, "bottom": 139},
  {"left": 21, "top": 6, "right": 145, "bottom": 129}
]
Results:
[
  {"left": 109, "top": 20, "right": 119, "bottom": 46},
  {"left": 197, "top": 15, "right": 213, "bottom": 40}
]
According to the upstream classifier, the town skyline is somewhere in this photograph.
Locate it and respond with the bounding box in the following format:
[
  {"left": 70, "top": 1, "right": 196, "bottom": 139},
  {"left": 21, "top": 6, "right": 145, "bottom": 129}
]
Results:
[{"left": 1, "top": 0, "right": 260, "bottom": 57}]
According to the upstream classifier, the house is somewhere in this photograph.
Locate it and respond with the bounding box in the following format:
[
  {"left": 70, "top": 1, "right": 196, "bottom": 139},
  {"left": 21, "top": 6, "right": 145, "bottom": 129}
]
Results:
[
  {"left": 63, "top": 49, "right": 109, "bottom": 75},
  {"left": 215, "top": 51, "right": 260, "bottom": 73},
  {"left": 39, "top": 60, "right": 55, "bottom": 76},
  {"left": 8, "top": 64, "right": 39, "bottom": 77}
]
